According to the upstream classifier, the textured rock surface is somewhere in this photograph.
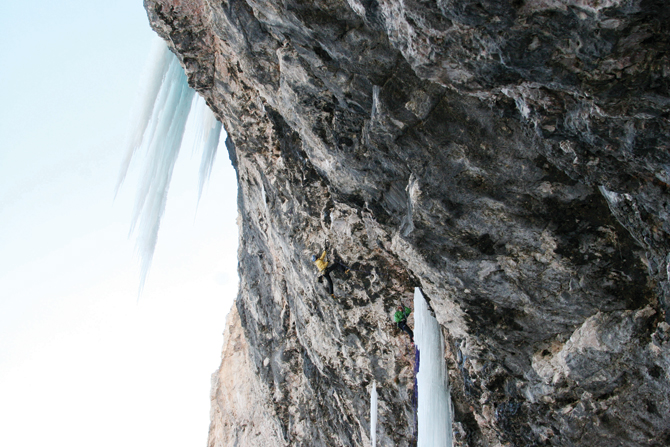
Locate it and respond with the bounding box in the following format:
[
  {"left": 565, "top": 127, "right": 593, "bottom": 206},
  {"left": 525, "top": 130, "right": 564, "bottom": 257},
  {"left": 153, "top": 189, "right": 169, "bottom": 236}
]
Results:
[
  {"left": 209, "top": 306, "right": 286, "bottom": 447},
  {"left": 144, "top": 0, "right": 670, "bottom": 445}
]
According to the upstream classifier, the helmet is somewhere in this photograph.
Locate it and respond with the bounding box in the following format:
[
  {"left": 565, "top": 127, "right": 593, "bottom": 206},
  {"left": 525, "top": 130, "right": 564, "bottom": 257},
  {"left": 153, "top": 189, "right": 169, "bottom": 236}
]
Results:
[{"left": 311, "top": 255, "right": 317, "bottom": 262}]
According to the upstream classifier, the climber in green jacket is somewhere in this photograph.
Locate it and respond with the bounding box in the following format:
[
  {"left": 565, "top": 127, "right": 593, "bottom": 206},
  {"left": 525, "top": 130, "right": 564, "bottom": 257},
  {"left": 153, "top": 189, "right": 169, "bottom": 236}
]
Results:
[
  {"left": 394, "top": 305, "right": 414, "bottom": 343},
  {"left": 312, "top": 246, "right": 349, "bottom": 297}
]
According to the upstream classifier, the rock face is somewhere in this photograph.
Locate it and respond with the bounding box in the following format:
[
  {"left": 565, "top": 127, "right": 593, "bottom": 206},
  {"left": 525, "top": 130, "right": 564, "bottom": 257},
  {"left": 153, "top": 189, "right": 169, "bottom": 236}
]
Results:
[
  {"left": 144, "top": 0, "right": 670, "bottom": 445},
  {"left": 209, "top": 306, "right": 287, "bottom": 446}
]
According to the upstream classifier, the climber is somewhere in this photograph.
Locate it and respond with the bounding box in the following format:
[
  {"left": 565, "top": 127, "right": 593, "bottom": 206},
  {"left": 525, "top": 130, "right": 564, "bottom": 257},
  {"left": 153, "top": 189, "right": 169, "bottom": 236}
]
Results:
[
  {"left": 312, "top": 246, "right": 349, "bottom": 298},
  {"left": 394, "top": 304, "right": 414, "bottom": 343}
]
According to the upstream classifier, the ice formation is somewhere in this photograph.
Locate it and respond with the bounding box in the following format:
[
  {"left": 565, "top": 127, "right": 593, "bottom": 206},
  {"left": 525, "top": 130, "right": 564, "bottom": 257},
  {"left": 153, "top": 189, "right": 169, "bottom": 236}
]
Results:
[
  {"left": 414, "top": 287, "right": 453, "bottom": 447},
  {"left": 189, "top": 94, "right": 224, "bottom": 203},
  {"left": 119, "top": 38, "right": 223, "bottom": 289},
  {"left": 370, "top": 380, "right": 378, "bottom": 447}
]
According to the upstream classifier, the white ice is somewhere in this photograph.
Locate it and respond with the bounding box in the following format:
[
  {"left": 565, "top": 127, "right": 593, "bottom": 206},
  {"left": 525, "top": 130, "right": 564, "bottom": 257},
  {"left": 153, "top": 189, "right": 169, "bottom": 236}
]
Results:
[
  {"left": 371, "top": 380, "right": 378, "bottom": 447},
  {"left": 414, "top": 287, "right": 453, "bottom": 447},
  {"left": 118, "top": 39, "right": 223, "bottom": 290},
  {"left": 190, "top": 95, "right": 224, "bottom": 203}
]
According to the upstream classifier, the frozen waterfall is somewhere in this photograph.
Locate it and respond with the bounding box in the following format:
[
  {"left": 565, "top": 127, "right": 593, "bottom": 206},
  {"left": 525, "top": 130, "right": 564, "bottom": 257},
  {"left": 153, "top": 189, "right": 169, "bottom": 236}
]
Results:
[
  {"left": 118, "top": 38, "right": 223, "bottom": 290},
  {"left": 414, "top": 287, "right": 453, "bottom": 447}
]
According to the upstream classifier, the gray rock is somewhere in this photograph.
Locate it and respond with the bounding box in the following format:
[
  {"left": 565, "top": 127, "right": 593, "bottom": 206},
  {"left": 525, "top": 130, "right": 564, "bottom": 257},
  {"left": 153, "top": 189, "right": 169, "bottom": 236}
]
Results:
[{"left": 144, "top": 0, "right": 670, "bottom": 445}]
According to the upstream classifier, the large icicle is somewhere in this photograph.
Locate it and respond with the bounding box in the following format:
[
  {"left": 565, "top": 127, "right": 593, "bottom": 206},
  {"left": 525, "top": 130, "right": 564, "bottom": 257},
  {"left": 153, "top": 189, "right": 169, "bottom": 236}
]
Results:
[
  {"left": 117, "top": 39, "right": 171, "bottom": 191},
  {"left": 132, "top": 51, "right": 194, "bottom": 290},
  {"left": 414, "top": 287, "right": 453, "bottom": 447},
  {"left": 371, "top": 381, "right": 378, "bottom": 447},
  {"left": 118, "top": 39, "right": 222, "bottom": 290}
]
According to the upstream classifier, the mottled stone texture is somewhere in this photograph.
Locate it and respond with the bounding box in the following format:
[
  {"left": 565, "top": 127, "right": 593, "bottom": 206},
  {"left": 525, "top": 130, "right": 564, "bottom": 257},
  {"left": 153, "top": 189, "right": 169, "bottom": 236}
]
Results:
[
  {"left": 145, "top": 0, "right": 670, "bottom": 445},
  {"left": 209, "top": 306, "right": 286, "bottom": 447}
]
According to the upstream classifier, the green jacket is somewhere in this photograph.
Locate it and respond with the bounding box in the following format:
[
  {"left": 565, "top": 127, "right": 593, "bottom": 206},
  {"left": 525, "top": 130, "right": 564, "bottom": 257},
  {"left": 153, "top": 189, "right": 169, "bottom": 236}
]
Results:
[{"left": 394, "top": 306, "right": 412, "bottom": 323}]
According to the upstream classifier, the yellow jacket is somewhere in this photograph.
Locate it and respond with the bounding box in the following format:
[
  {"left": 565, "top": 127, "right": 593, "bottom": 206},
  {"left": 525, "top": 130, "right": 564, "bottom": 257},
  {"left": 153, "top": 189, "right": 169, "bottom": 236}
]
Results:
[{"left": 314, "top": 250, "right": 329, "bottom": 272}]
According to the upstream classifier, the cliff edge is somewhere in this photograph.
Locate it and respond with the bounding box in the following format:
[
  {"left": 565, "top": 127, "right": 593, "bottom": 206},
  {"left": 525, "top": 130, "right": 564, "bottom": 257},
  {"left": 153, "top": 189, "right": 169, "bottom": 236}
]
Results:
[{"left": 144, "top": 0, "right": 670, "bottom": 445}]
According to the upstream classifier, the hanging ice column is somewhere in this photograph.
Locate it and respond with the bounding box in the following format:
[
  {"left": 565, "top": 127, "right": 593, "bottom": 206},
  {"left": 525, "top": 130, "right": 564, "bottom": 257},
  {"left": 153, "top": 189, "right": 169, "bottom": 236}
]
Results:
[
  {"left": 414, "top": 287, "right": 453, "bottom": 447},
  {"left": 370, "top": 381, "right": 378, "bottom": 447},
  {"left": 118, "top": 39, "right": 223, "bottom": 289}
]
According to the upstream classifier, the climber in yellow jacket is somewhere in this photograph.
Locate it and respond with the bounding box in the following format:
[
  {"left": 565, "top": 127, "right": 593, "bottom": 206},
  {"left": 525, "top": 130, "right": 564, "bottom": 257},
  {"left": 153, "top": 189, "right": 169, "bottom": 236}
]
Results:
[{"left": 312, "top": 246, "right": 349, "bottom": 297}]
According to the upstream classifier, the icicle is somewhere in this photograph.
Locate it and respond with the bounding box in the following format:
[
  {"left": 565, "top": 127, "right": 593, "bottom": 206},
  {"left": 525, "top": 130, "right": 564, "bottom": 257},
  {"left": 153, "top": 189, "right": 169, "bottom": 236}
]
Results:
[
  {"left": 414, "top": 287, "right": 453, "bottom": 447},
  {"left": 117, "top": 38, "right": 171, "bottom": 193},
  {"left": 134, "top": 54, "right": 195, "bottom": 290},
  {"left": 191, "top": 95, "right": 223, "bottom": 203},
  {"left": 117, "top": 36, "right": 228, "bottom": 291},
  {"left": 371, "top": 380, "right": 378, "bottom": 447}
]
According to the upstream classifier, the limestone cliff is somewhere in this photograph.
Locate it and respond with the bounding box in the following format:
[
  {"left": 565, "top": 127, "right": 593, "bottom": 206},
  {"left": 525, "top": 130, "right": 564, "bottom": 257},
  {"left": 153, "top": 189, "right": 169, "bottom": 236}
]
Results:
[
  {"left": 209, "top": 306, "right": 286, "bottom": 446},
  {"left": 144, "top": 0, "right": 670, "bottom": 445}
]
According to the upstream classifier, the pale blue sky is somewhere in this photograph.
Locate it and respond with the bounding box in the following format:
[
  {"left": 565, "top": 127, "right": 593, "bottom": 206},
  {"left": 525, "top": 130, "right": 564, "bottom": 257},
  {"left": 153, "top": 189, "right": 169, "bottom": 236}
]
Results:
[{"left": 0, "top": 2, "right": 238, "bottom": 446}]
